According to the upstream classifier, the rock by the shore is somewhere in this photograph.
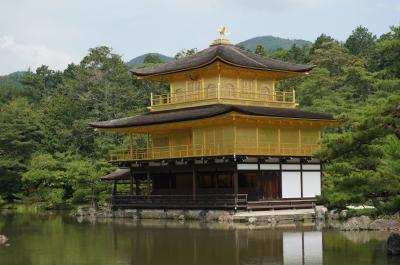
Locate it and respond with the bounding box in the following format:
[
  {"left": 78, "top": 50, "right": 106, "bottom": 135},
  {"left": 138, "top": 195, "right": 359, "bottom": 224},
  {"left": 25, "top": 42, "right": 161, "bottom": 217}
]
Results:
[
  {"left": 248, "top": 217, "right": 257, "bottom": 224},
  {"left": 340, "top": 216, "right": 371, "bottom": 231},
  {"left": 327, "top": 210, "right": 339, "bottom": 220},
  {"left": 370, "top": 219, "right": 400, "bottom": 231},
  {"left": 387, "top": 233, "right": 400, "bottom": 255},
  {"left": 0, "top": 235, "right": 8, "bottom": 244},
  {"left": 315, "top": 206, "right": 327, "bottom": 220}
]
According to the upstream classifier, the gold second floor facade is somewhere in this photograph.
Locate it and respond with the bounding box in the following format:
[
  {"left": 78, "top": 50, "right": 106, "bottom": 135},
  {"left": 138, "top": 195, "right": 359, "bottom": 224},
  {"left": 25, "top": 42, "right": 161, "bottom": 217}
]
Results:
[
  {"left": 109, "top": 125, "right": 321, "bottom": 162},
  {"left": 101, "top": 111, "right": 334, "bottom": 163}
]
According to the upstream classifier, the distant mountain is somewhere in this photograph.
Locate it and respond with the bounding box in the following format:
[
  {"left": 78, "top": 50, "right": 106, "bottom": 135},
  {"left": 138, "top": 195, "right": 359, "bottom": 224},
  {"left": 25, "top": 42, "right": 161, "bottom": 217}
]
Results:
[
  {"left": 127, "top": 53, "right": 174, "bottom": 67},
  {"left": 237, "top": 36, "right": 311, "bottom": 51},
  {"left": 0, "top": 71, "right": 26, "bottom": 78}
]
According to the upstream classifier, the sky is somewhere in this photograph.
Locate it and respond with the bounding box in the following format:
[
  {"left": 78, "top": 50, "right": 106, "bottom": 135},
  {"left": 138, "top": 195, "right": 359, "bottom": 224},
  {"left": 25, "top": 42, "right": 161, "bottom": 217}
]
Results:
[{"left": 0, "top": 0, "right": 399, "bottom": 75}]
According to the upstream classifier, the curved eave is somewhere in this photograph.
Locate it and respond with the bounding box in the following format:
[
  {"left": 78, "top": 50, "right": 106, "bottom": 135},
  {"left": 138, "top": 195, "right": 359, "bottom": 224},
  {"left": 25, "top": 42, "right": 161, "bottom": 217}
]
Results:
[
  {"left": 90, "top": 112, "right": 338, "bottom": 133},
  {"left": 130, "top": 57, "right": 314, "bottom": 80}
]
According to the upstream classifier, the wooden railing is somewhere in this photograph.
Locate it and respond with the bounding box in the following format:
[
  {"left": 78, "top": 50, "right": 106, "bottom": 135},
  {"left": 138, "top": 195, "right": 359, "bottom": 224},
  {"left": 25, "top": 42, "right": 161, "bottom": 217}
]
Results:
[
  {"left": 109, "top": 143, "right": 321, "bottom": 162},
  {"left": 150, "top": 87, "right": 295, "bottom": 111},
  {"left": 111, "top": 194, "right": 248, "bottom": 210}
]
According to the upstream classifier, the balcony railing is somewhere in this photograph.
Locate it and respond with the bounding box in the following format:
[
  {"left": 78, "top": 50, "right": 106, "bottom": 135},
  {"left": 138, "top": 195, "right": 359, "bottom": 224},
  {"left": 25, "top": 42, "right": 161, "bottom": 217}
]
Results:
[
  {"left": 111, "top": 194, "right": 249, "bottom": 210},
  {"left": 150, "top": 87, "right": 296, "bottom": 111},
  {"left": 109, "top": 143, "right": 321, "bottom": 162}
]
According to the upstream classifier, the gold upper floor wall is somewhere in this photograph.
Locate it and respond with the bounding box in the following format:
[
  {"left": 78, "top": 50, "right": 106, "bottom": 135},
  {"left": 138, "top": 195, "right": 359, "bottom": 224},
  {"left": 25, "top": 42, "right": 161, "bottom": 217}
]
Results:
[
  {"left": 141, "top": 62, "right": 306, "bottom": 111},
  {"left": 109, "top": 123, "right": 322, "bottom": 162}
]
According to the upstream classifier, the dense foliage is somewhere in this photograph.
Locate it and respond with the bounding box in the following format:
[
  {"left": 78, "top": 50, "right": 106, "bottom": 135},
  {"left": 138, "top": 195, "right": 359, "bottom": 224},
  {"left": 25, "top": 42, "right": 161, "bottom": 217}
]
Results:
[{"left": 0, "top": 26, "right": 399, "bottom": 212}]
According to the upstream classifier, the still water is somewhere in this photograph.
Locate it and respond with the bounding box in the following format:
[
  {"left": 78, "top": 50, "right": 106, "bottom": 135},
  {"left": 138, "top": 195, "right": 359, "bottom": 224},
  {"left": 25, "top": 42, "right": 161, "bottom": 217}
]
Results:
[{"left": 0, "top": 212, "right": 398, "bottom": 265}]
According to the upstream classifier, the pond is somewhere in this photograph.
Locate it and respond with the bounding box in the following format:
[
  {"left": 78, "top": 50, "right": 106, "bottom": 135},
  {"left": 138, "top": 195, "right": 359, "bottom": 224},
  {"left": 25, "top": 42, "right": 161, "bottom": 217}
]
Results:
[{"left": 0, "top": 212, "right": 398, "bottom": 265}]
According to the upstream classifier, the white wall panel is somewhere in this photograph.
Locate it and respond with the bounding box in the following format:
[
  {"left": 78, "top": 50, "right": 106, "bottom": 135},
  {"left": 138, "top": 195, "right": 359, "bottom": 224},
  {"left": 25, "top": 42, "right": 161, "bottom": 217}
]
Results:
[
  {"left": 302, "top": 171, "right": 321, "bottom": 197},
  {"left": 302, "top": 164, "right": 321, "bottom": 170},
  {"left": 282, "top": 164, "right": 301, "bottom": 170},
  {"left": 259, "top": 164, "right": 280, "bottom": 170},
  {"left": 282, "top": 171, "right": 301, "bottom": 198},
  {"left": 237, "top": 164, "right": 258, "bottom": 170}
]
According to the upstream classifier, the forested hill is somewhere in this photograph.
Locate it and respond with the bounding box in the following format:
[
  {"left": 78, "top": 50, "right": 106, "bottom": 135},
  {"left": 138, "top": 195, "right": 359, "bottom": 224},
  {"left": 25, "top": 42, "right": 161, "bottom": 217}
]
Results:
[
  {"left": 237, "top": 35, "right": 311, "bottom": 51},
  {"left": 127, "top": 53, "right": 174, "bottom": 67},
  {"left": 126, "top": 36, "right": 311, "bottom": 67},
  {"left": 0, "top": 26, "right": 399, "bottom": 213}
]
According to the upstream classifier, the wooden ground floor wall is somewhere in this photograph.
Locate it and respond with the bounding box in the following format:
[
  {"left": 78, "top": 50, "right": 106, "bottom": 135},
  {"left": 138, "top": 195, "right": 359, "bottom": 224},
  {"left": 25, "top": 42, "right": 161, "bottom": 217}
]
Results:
[{"left": 128, "top": 161, "right": 321, "bottom": 201}]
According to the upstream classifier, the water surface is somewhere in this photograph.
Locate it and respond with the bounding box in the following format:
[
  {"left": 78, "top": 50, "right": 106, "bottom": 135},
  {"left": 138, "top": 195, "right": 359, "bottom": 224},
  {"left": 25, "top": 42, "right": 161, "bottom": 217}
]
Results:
[{"left": 0, "top": 212, "right": 398, "bottom": 265}]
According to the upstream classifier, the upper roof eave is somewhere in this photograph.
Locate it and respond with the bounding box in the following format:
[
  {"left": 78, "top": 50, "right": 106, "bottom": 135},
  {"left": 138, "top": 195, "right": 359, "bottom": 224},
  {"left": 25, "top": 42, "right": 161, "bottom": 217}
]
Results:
[
  {"left": 129, "top": 44, "right": 314, "bottom": 78},
  {"left": 130, "top": 57, "right": 314, "bottom": 80}
]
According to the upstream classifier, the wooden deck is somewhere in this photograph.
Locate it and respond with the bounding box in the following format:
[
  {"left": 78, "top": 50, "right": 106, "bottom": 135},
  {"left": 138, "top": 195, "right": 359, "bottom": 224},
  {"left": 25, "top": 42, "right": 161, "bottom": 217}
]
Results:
[
  {"left": 110, "top": 194, "right": 315, "bottom": 211},
  {"left": 247, "top": 199, "right": 316, "bottom": 210}
]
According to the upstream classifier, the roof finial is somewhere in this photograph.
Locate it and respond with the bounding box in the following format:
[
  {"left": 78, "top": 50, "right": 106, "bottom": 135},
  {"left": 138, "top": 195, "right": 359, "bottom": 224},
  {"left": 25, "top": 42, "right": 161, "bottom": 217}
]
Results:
[
  {"left": 218, "top": 25, "right": 231, "bottom": 39},
  {"left": 210, "top": 26, "right": 232, "bottom": 46}
]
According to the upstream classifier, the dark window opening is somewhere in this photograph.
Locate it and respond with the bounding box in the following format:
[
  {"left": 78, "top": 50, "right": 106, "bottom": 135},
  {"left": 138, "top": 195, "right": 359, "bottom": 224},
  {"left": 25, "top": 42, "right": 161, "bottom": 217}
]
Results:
[
  {"left": 153, "top": 174, "right": 176, "bottom": 189},
  {"left": 198, "top": 173, "right": 215, "bottom": 189},
  {"left": 217, "top": 172, "right": 232, "bottom": 188},
  {"left": 238, "top": 172, "right": 257, "bottom": 188}
]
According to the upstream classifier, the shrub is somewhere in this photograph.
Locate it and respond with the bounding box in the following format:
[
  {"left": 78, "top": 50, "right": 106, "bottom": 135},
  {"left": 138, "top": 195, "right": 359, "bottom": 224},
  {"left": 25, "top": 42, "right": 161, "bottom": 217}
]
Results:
[
  {"left": 346, "top": 208, "right": 379, "bottom": 218},
  {"left": 379, "top": 196, "right": 400, "bottom": 215}
]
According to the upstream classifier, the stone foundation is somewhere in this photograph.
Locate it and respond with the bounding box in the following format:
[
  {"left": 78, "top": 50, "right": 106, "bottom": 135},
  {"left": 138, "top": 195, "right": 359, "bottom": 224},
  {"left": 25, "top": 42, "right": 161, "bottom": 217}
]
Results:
[{"left": 72, "top": 207, "right": 320, "bottom": 224}]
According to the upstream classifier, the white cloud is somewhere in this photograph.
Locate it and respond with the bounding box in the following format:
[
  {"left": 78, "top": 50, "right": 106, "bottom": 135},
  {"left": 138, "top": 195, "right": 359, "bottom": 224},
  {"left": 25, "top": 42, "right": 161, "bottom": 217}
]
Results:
[{"left": 0, "top": 35, "right": 75, "bottom": 75}]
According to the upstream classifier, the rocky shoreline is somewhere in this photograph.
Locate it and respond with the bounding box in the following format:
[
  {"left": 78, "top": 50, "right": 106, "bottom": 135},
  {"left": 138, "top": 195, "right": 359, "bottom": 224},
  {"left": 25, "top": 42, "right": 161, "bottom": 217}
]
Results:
[
  {"left": 71, "top": 206, "right": 400, "bottom": 231},
  {"left": 73, "top": 207, "right": 239, "bottom": 222},
  {"left": 330, "top": 215, "right": 400, "bottom": 231}
]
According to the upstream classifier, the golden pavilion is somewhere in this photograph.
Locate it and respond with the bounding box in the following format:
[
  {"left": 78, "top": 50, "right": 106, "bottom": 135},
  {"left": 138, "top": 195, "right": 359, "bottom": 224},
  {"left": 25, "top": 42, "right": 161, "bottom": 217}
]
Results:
[{"left": 90, "top": 33, "right": 337, "bottom": 210}]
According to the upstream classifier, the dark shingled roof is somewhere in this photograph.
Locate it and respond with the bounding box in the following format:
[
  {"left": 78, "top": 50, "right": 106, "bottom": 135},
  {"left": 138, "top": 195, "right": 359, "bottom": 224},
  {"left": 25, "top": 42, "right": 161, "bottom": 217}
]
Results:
[
  {"left": 130, "top": 44, "right": 313, "bottom": 76},
  {"left": 100, "top": 168, "right": 131, "bottom": 181},
  {"left": 90, "top": 104, "right": 335, "bottom": 129}
]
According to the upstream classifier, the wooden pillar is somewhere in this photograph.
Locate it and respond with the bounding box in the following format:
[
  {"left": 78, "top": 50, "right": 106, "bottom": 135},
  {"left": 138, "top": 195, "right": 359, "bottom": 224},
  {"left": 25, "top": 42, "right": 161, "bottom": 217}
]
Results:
[
  {"left": 135, "top": 179, "right": 140, "bottom": 195},
  {"left": 113, "top": 180, "right": 117, "bottom": 195},
  {"left": 129, "top": 169, "right": 134, "bottom": 195},
  {"left": 192, "top": 165, "right": 197, "bottom": 200},
  {"left": 233, "top": 164, "right": 238, "bottom": 209},
  {"left": 300, "top": 163, "right": 304, "bottom": 198},
  {"left": 146, "top": 170, "right": 151, "bottom": 197},
  {"left": 129, "top": 133, "right": 133, "bottom": 160}
]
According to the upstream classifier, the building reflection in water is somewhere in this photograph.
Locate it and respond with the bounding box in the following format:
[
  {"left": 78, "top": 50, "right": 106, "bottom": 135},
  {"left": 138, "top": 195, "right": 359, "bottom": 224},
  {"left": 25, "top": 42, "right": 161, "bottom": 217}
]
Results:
[
  {"left": 283, "top": 231, "right": 322, "bottom": 265},
  {"left": 106, "top": 220, "right": 324, "bottom": 265}
]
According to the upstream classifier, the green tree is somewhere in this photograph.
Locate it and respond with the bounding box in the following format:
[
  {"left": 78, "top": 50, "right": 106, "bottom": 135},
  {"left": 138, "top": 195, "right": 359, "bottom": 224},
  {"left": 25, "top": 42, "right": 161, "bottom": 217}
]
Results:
[
  {"left": 380, "top": 135, "right": 400, "bottom": 177},
  {"left": 319, "top": 95, "right": 400, "bottom": 209},
  {"left": 255, "top": 44, "right": 265, "bottom": 55},
  {"left": 0, "top": 98, "right": 42, "bottom": 201},
  {"left": 143, "top": 54, "right": 163, "bottom": 64},
  {"left": 19, "top": 66, "right": 63, "bottom": 102},
  {"left": 344, "top": 26, "right": 376, "bottom": 57},
  {"left": 175, "top": 48, "right": 197, "bottom": 59},
  {"left": 374, "top": 25, "right": 400, "bottom": 78},
  {"left": 311, "top": 41, "right": 360, "bottom": 77},
  {"left": 310, "top": 33, "right": 335, "bottom": 54}
]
